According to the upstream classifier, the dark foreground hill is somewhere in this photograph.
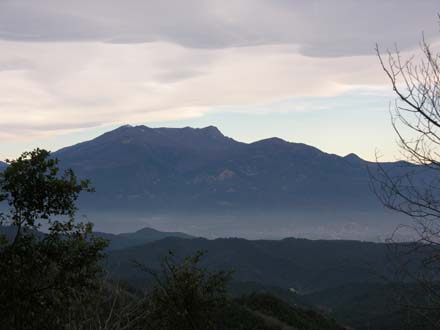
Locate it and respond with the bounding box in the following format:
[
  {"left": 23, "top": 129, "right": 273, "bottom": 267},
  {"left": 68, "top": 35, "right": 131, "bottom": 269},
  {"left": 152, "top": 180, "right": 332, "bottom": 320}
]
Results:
[
  {"left": 230, "top": 281, "right": 426, "bottom": 330},
  {"left": 222, "top": 293, "right": 344, "bottom": 330},
  {"left": 107, "top": 236, "right": 392, "bottom": 292},
  {"left": 105, "top": 235, "right": 428, "bottom": 330}
]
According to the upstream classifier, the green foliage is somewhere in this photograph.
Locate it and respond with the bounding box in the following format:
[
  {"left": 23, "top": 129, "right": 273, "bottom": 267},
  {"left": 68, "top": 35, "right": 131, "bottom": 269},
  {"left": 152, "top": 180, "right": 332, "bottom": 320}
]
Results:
[
  {"left": 0, "top": 149, "right": 107, "bottom": 330},
  {"left": 0, "top": 149, "right": 93, "bottom": 226},
  {"left": 140, "top": 250, "right": 232, "bottom": 330}
]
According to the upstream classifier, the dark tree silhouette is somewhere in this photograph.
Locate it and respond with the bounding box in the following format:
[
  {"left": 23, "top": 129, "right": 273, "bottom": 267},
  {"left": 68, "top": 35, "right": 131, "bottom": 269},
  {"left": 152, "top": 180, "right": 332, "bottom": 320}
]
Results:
[{"left": 0, "top": 149, "right": 107, "bottom": 330}]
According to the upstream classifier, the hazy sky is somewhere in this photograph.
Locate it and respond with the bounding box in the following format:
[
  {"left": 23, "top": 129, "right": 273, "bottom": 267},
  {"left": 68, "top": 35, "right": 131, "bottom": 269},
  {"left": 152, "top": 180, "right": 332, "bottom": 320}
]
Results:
[{"left": 0, "top": 0, "right": 439, "bottom": 161}]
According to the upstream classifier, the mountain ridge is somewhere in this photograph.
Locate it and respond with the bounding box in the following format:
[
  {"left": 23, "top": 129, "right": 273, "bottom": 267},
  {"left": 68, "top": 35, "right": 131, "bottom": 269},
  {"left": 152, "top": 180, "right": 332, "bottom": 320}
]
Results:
[
  {"left": 107, "top": 235, "right": 392, "bottom": 292},
  {"left": 2, "top": 125, "right": 413, "bottom": 239},
  {"left": 0, "top": 225, "right": 193, "bottom": 251},
  {"left": 53, "top": 125, "right": 379, "bottom": 212},
  {"left": 101, "top": 226, "right": 193, "bottom": 250}
]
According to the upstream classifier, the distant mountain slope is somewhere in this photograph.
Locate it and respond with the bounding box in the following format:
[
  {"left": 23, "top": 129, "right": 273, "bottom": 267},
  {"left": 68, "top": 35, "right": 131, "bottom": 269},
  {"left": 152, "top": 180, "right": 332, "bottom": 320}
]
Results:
[
  {"left": 107, "top": 236, "right": 392, "bottom": 292},
  {"left": 0, "top": 161, "right": 6, "bottom": 171},
  {"left": 304, "top": 282, "right": 405, "bottom": 330},
  {"left": 0, "top": 225, "right": 192, "bottom": 251},
  {"left": 96, "top": 227, "right": 193, "bottom": 250},
  {"left": 53, "top": 125, "right": 399, "bottom": 213},
  {"left": 231, "top": 282, "right": 413, "bottom": 330},
  {"left": 223, "top": 293, "right": 344, "bottom": 330}
]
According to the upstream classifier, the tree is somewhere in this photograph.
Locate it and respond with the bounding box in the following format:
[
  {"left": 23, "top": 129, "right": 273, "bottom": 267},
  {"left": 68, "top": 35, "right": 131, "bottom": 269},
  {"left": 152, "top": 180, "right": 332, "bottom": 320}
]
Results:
[
  {"left": 0, "top": 149, "right": 107, "bottom": 330},
  {"left": 137, "top": 250, "right": 231, "bottom": 330},
  {"left": 375, "top": 18, "right": 440, "bottom": 328}
]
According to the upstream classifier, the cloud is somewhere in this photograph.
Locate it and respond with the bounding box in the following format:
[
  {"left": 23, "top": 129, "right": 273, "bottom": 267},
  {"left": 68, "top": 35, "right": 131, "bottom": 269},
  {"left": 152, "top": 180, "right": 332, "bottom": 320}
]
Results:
[
  {"left": 0, "top": 39, "right": 396, "bottom": 140},
  {"left": 0, "top": 1, "right": 439, "bottom": 144},
  {"left": 0, "top": 0, "right": 438, "bottom": 56}
]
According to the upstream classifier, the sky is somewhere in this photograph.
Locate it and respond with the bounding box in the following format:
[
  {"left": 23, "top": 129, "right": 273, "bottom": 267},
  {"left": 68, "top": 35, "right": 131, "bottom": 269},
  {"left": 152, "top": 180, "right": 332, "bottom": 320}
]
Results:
[{"left": 0, "top": 0, "right": 439, "bottom": 161}]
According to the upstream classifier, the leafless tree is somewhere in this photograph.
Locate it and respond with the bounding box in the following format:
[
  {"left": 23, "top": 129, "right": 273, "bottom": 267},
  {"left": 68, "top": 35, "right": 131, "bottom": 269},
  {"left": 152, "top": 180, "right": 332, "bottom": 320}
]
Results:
[
  {"left": 65, "top": 280, "right": 148, "bottom": 330},
  {"left": 374, "top": 16, "right": 440, "bottom": 328}
]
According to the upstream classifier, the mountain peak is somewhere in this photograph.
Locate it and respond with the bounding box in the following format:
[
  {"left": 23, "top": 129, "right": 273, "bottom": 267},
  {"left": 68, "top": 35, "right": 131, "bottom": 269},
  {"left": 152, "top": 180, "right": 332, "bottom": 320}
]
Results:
[
  {"left": 199, "top": 125, "right": 224, "bottom": 138},
  {"left": 202, "top": 125, "right": 221, "bottom": 132},
  {"left": 56, "top": 125, "right": 239, "bottom": 159},
  {"left": 344, "top": 153, "right": 363, "bottom": 163},
  {"left": 256, "top": 137, "right": 288, "bottom": 144},
  {"left": 112, "top": 124, "right": 225, "bottom": 138}
]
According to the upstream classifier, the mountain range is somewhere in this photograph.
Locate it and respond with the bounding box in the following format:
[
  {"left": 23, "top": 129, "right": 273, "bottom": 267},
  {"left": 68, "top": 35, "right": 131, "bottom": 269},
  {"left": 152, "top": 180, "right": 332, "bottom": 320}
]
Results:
[
  {"left": 0, "top": 225, "right": 193, "bottom": 251},
  {"left": 2, "top": 125, "right": 414, "bottom": 239},
  {"left": 54, "top": 125, "right": 382, "bottom": 212}
]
